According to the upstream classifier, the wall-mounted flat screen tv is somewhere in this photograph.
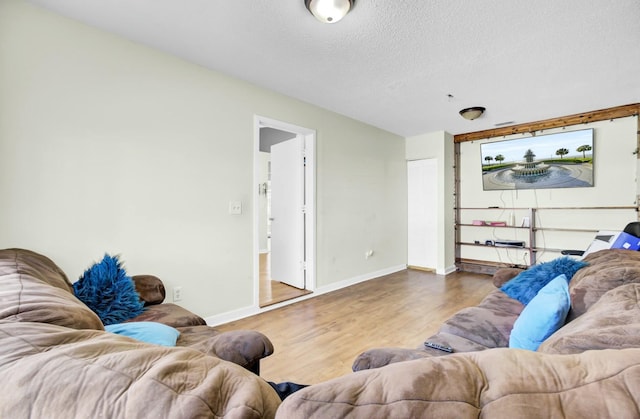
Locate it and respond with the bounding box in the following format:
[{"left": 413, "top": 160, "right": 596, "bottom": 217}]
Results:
[{"left": 480, "top": 128, "right": 594, "bottom": 191}]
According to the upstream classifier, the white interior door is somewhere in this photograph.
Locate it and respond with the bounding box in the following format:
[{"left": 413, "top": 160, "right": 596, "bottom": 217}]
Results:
[
  {"left": 270, "top": 136, "right": 305, "bottom": 289},
  {"left": 407, "top": 159, "right": 438, "bottom": 269}
]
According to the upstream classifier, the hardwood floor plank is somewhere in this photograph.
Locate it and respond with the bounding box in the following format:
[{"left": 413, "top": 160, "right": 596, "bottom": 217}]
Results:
[{"left": 217, "top": 268, "right": 495, "bottom": 384}]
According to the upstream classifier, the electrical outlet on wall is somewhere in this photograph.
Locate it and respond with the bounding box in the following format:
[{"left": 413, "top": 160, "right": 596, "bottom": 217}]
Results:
[
  {"left": 228, "top": 201, "right": 242, "bottom": 214},
  {"left": 173, "top": 286, "right": 183, "bottom": 302}
]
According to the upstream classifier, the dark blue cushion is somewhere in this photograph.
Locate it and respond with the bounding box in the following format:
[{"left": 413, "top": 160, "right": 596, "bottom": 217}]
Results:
[
  {"left": 500, "top": 256, "right": 587, "bottom": 305},
  {"left": 73, "top": 254, "right": 144, "bottom": 325}
]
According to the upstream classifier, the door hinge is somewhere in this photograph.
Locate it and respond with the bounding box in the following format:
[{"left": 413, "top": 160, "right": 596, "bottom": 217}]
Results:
[
  {"left": 301, "top": 205, "right": 307, "bottom": 213},
  {"left": 301, "top": 261, "right": 307, "bottom": 271}
]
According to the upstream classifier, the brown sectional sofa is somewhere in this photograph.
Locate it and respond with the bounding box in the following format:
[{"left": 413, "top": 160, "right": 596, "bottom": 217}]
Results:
[
  {"left": 5, "top": 247, "right": 640, "bottom": 418},
  {"left": 0, "top": 248, "right": 281, "bottom": 418},
  {"left": 277, "top": 249, "right": 640, "bottom": 418}
]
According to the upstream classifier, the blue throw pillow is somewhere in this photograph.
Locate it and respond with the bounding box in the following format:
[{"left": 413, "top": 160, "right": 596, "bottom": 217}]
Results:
[
  {"left": 105, "top": 322, "right": 180, "bottom": 346},
  {"left": 500, "top": 256, "right": 587, "bottom": 305},
  {"left": 509, "top": 274, "right": 571, "bottom": 351},
  {"left": 73, "top": 254, "right": 144, "bottom": 325}
]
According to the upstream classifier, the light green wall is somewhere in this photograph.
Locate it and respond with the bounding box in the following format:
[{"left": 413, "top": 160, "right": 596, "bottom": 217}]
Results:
[{"left": 0, "top": 0, "right": 407, "bottom": 319}]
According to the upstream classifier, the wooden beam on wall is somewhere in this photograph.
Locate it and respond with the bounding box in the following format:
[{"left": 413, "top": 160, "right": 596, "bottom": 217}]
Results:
[{"left": 454, "top": 103, "right": 640, "bottom": 143}]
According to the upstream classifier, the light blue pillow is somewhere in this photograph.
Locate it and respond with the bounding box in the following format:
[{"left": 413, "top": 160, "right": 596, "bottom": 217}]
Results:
[
  {"left": 509, "top": 274, "right": 571, "bottom": 351},
  {"left": 105, "top": 321, "right": 180, "bottom": 347}
]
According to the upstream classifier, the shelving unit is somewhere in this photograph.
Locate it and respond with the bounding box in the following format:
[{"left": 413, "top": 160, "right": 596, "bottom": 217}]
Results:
[
  {"left": 455, "top": 207, "right": 536, "bottom": 273},
  {"left": 454, "top": 206, "right": 637, "bottom": 274}
]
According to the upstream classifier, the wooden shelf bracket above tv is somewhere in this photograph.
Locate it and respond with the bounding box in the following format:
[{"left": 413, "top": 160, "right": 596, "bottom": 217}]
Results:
[{"left": 453, "top": 103, "right": 640, "bottom": 143}]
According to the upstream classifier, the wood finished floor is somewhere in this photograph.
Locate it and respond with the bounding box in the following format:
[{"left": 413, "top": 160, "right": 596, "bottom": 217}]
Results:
[
  {"left": 217, "top": 268, "right": 495, "bottom": 385},
  {"left": 259, "top": 252, "right": 311, "bottom": 307}
]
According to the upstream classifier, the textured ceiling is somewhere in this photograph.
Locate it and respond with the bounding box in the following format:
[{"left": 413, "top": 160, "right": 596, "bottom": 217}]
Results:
[{"left": 27, "top": 0, "right": 640, "bottom": 137}]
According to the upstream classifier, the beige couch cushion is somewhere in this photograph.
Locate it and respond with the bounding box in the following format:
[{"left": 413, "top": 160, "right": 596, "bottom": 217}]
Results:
[
  {"left": 568, "top": 249, "right": 640, "bottom": 321},
  {"left": 0, "top": 249, "right": 103, "bottom": 330},
  {"left": 279, "top": 348, "right": 640, "bottom": 418},
  {"left": 539, "top": 282, "right": 640, "bottom": 354},
  {"left": 438, "top": 289, "right": 524, "bottom": 349}
]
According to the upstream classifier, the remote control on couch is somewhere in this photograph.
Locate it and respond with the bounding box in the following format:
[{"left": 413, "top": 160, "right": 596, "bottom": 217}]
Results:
[{"left": 424, "top": 341, "right": 453, "bottom": 353}]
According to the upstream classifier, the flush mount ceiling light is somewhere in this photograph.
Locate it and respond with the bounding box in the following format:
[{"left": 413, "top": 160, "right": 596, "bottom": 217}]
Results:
[
  {"left": 304, "top": 0, "right": 354, "bottom": 23},
  {"left": 459, "top": 107, "right": 486, "bottom": 120}
]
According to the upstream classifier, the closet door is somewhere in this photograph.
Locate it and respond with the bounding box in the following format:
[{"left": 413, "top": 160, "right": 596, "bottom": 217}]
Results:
[{"left": 407, "top": 159, "right": 437, "bottom": 269}]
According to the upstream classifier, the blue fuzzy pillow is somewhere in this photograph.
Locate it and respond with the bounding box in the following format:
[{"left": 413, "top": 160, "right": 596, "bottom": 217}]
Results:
[
  {"left": 73, "top": 254, "right": 144, "bottom": 325},
  {"left": 500, "top": 256, "right": 588, "bottom": 305}
]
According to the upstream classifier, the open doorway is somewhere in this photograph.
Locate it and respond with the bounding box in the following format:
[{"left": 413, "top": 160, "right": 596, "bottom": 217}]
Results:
[{"left": 254, "top": 116, "right": 315, "bottom": 307}]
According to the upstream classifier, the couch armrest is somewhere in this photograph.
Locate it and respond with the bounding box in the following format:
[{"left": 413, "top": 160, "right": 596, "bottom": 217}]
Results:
[
  {"left": 492, "top": 267, "right": 524, "bottom": 287},
  {"left": 131, "top": 275, "right": 166, "bottom": 305},
  {"left": 177, "top": 326, "right": 274, "bottom": 373}
]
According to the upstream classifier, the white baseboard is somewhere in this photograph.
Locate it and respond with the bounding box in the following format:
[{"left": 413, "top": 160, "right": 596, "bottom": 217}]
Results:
[
  {"left": 314, "top": 264, "right": 406, "bottom": 295},
  {"left": 204, "top": 264, "right": 407, "bottom": 326},
  {"left": 438, "top": 264, "right": 457, "bottom": 275},
  {"left": 205, "top": 305, "right": 260, "bottom": 327}
]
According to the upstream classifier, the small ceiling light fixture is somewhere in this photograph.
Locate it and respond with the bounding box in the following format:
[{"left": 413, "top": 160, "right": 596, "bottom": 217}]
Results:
[
  {"left": 305, "top": 0, "right": 354, "bottom": 23},
  {"left": 459, "top": 106, "right": 486, "bottom": 120}
]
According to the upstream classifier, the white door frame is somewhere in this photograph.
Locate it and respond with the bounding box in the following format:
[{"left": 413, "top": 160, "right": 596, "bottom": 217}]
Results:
[{"left": 253, "top": 115, "right": 316, "bottom": 307}]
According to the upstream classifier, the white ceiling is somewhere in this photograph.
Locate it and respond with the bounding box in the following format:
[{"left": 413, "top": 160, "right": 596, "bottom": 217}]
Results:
[{"left": 27, "top": 0, "right": 640, "bottom": 137}]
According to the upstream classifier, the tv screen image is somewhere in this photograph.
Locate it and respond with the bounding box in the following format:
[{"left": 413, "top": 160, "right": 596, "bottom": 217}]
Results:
[{"left": 480, "top": 128, "right": 594, "bottom": 191}]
